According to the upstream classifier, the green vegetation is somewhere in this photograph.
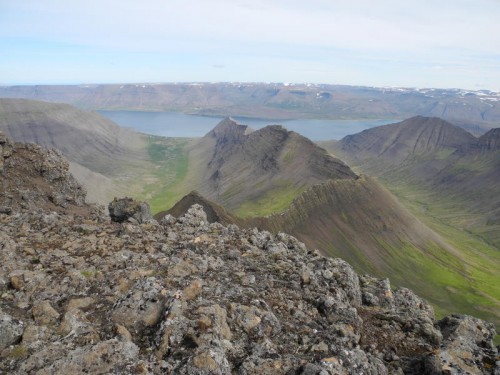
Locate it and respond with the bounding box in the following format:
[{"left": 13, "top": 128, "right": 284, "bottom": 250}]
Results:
[
  {"left": 381, "top": 179, "right": 500, "bottom": 343},
  {"left": 138, "top": 136, "right": 190, "bottom": 213},
  {"left": 6, "top": 346, "right": 28, "bottom": 359},
  {"left": 234, "top": 181, "right": 306, "bottom": 217}
]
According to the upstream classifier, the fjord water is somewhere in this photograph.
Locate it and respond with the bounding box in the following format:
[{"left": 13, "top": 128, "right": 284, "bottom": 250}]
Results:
[{"left": 98, "top": 110, "right": 397, "bottom": 140}]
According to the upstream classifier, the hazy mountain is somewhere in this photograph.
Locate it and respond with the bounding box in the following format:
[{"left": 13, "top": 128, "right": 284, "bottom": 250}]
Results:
[
  {"left": 1, "top": 83, "right": 499, "bottom": 133},
  {"left": 334, "top": 116, "right": 476, "bottom": 167},
  {"left": 477, "top": 128, "right": 500, "bottom": 152},
  {"left": 0, "top": 99, "right": 152, "bottom": 204}
]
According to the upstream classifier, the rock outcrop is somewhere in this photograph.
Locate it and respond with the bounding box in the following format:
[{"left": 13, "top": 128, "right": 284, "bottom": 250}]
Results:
[
  {"left": 0, "top": 133, "right": 498, "bottom": 374},
  {"left": 0, "top": 131, "right": 92, "bottom": 216}
]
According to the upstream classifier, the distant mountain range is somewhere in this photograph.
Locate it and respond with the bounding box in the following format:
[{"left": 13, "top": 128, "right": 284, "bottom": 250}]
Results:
[{"left": 1, "top": 83, "right": 499, "bottom": 133}]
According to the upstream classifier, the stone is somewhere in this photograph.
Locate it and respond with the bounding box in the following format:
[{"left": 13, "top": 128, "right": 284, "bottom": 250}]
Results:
[
  {"left": 183, "top": 279, "right": 203, "bottom": 300},
  {"left": 111, "top": 277, "right": 166, "bottom": 343},
  {"left": 108, "top": 197, "right": 152, "bottom": 223},
  {"left": 32, "top": 301, "right": 60, "bottom": 326},
  {"left": 0, "top": 311, "right": 24, "bottom": 350}
]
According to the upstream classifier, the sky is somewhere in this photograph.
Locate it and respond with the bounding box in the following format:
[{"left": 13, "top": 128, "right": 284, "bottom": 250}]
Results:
[{"left": 1, "top": 0, "right": 500, "bottom": 90}]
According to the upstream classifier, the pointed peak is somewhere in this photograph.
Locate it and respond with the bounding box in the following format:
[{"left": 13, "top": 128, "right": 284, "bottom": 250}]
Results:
[
  {"left": 478, "top": 128, "right": 500, "bottom": 151},
  {"left": 206, "top": 117, "right": 250, "bottom": 139}
]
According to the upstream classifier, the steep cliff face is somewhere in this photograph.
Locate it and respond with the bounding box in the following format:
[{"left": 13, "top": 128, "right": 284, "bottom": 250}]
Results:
[{"left": 0, "top": 134, "right": 497, "bottom": 374}]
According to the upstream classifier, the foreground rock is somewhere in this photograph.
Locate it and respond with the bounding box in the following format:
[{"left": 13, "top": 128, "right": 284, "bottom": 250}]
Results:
[
  {"left": 0, "top": 133, "right": 498, "bottom": 374},
  {"left": 108, "top": 196, "right": 153, "bottom": 224}
]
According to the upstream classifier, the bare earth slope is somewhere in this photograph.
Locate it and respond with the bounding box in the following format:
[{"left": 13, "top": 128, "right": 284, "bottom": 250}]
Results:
[{"left": 0, "top": 99, "right": 153, "bottom": 204}]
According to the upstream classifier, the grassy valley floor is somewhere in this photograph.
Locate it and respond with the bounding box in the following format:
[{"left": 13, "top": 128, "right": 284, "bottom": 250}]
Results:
[{"left": 375, "top": 179, "right": 500, "bottom": 343}]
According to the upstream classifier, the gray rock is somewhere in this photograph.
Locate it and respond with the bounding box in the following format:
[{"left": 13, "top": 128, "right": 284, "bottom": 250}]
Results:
[
  {"left": 0, "top": 311, "right": 24, "bottom": 350},
  {"left": 108, "top": 196, "right": 152, "bottom": 223},
  {"left": 177, "top": 203, "right": 208, "bottom": 227},
  {"left": 422, "top": 315, "right": 498, "bottom": 374}
]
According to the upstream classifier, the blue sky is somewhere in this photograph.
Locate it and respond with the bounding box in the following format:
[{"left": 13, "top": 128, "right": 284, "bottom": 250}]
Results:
[{"left": 1, "top": 0, "right": 499, "bottom": 90}]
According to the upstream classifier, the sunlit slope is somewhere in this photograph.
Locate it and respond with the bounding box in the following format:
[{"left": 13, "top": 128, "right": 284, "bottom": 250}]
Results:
[{"left": 318, "top": 116, "right": 500, "bottom": 331}]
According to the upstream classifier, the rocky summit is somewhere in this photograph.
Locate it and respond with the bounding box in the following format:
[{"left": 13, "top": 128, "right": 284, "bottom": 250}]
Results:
[{"left": 0, "top": 132, "right": 499, "bottom": 374}]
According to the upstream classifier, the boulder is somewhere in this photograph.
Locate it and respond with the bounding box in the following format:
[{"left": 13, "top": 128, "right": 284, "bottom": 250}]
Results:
[{"left": 108, "top": 197, "right": 152, "bottom": 223}]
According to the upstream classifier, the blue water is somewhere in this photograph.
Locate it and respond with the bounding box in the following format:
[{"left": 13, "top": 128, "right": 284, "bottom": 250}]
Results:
[{"left": 97, "top": 110, "right": 397, "bottom": 141}]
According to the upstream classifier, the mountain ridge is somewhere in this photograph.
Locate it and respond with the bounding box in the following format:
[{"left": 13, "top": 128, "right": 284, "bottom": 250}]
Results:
[
  {"left": 321, "top": 116, "right": 500, "bottom": 247},
  {"left": 186, "top": 118, "right": 357, "bottom": 214}
]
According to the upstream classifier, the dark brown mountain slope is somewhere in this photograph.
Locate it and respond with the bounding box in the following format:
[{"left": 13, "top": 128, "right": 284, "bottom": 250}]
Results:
[
  {"left": 154, "top": 190, "right": 244, "bottom": 227},
  {"left": 184, "top": 118, "right": 356, "bottom": 214}
]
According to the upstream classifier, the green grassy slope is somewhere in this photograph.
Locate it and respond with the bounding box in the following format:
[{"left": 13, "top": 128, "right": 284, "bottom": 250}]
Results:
[
  {"left": 382, "top": 179, "right": 500, "bottom": 341},
  {"left": 136, "top": 136, "right": 192, "bottom": 213}
]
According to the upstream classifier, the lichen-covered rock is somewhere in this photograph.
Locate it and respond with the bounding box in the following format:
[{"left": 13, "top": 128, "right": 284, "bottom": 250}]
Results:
[
  {"left": 0, "top": 311, "right": 24, "bottom": 350},
  {"left": 108, "top": 196, "right": 152, "bottom": 223},
  {"left": 111, "top": 277, "right": 167, "bottom": 342},
  {"left": 0, "top": 136, "right": 89, "bottom": 213},
  {"left": 421, "top": 315, "right": 498, "bottom": 374},
  {"left": 32, "top": 300, "right": 60, "bottom": 326},
  {"left": 27, "top": 339, "right": 140, "bottom": 375}
]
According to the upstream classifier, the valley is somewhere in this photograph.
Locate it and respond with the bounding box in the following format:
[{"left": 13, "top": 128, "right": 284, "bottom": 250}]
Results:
[{"left": 1, "top": 98, "right": 498, "bottom": 344}]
